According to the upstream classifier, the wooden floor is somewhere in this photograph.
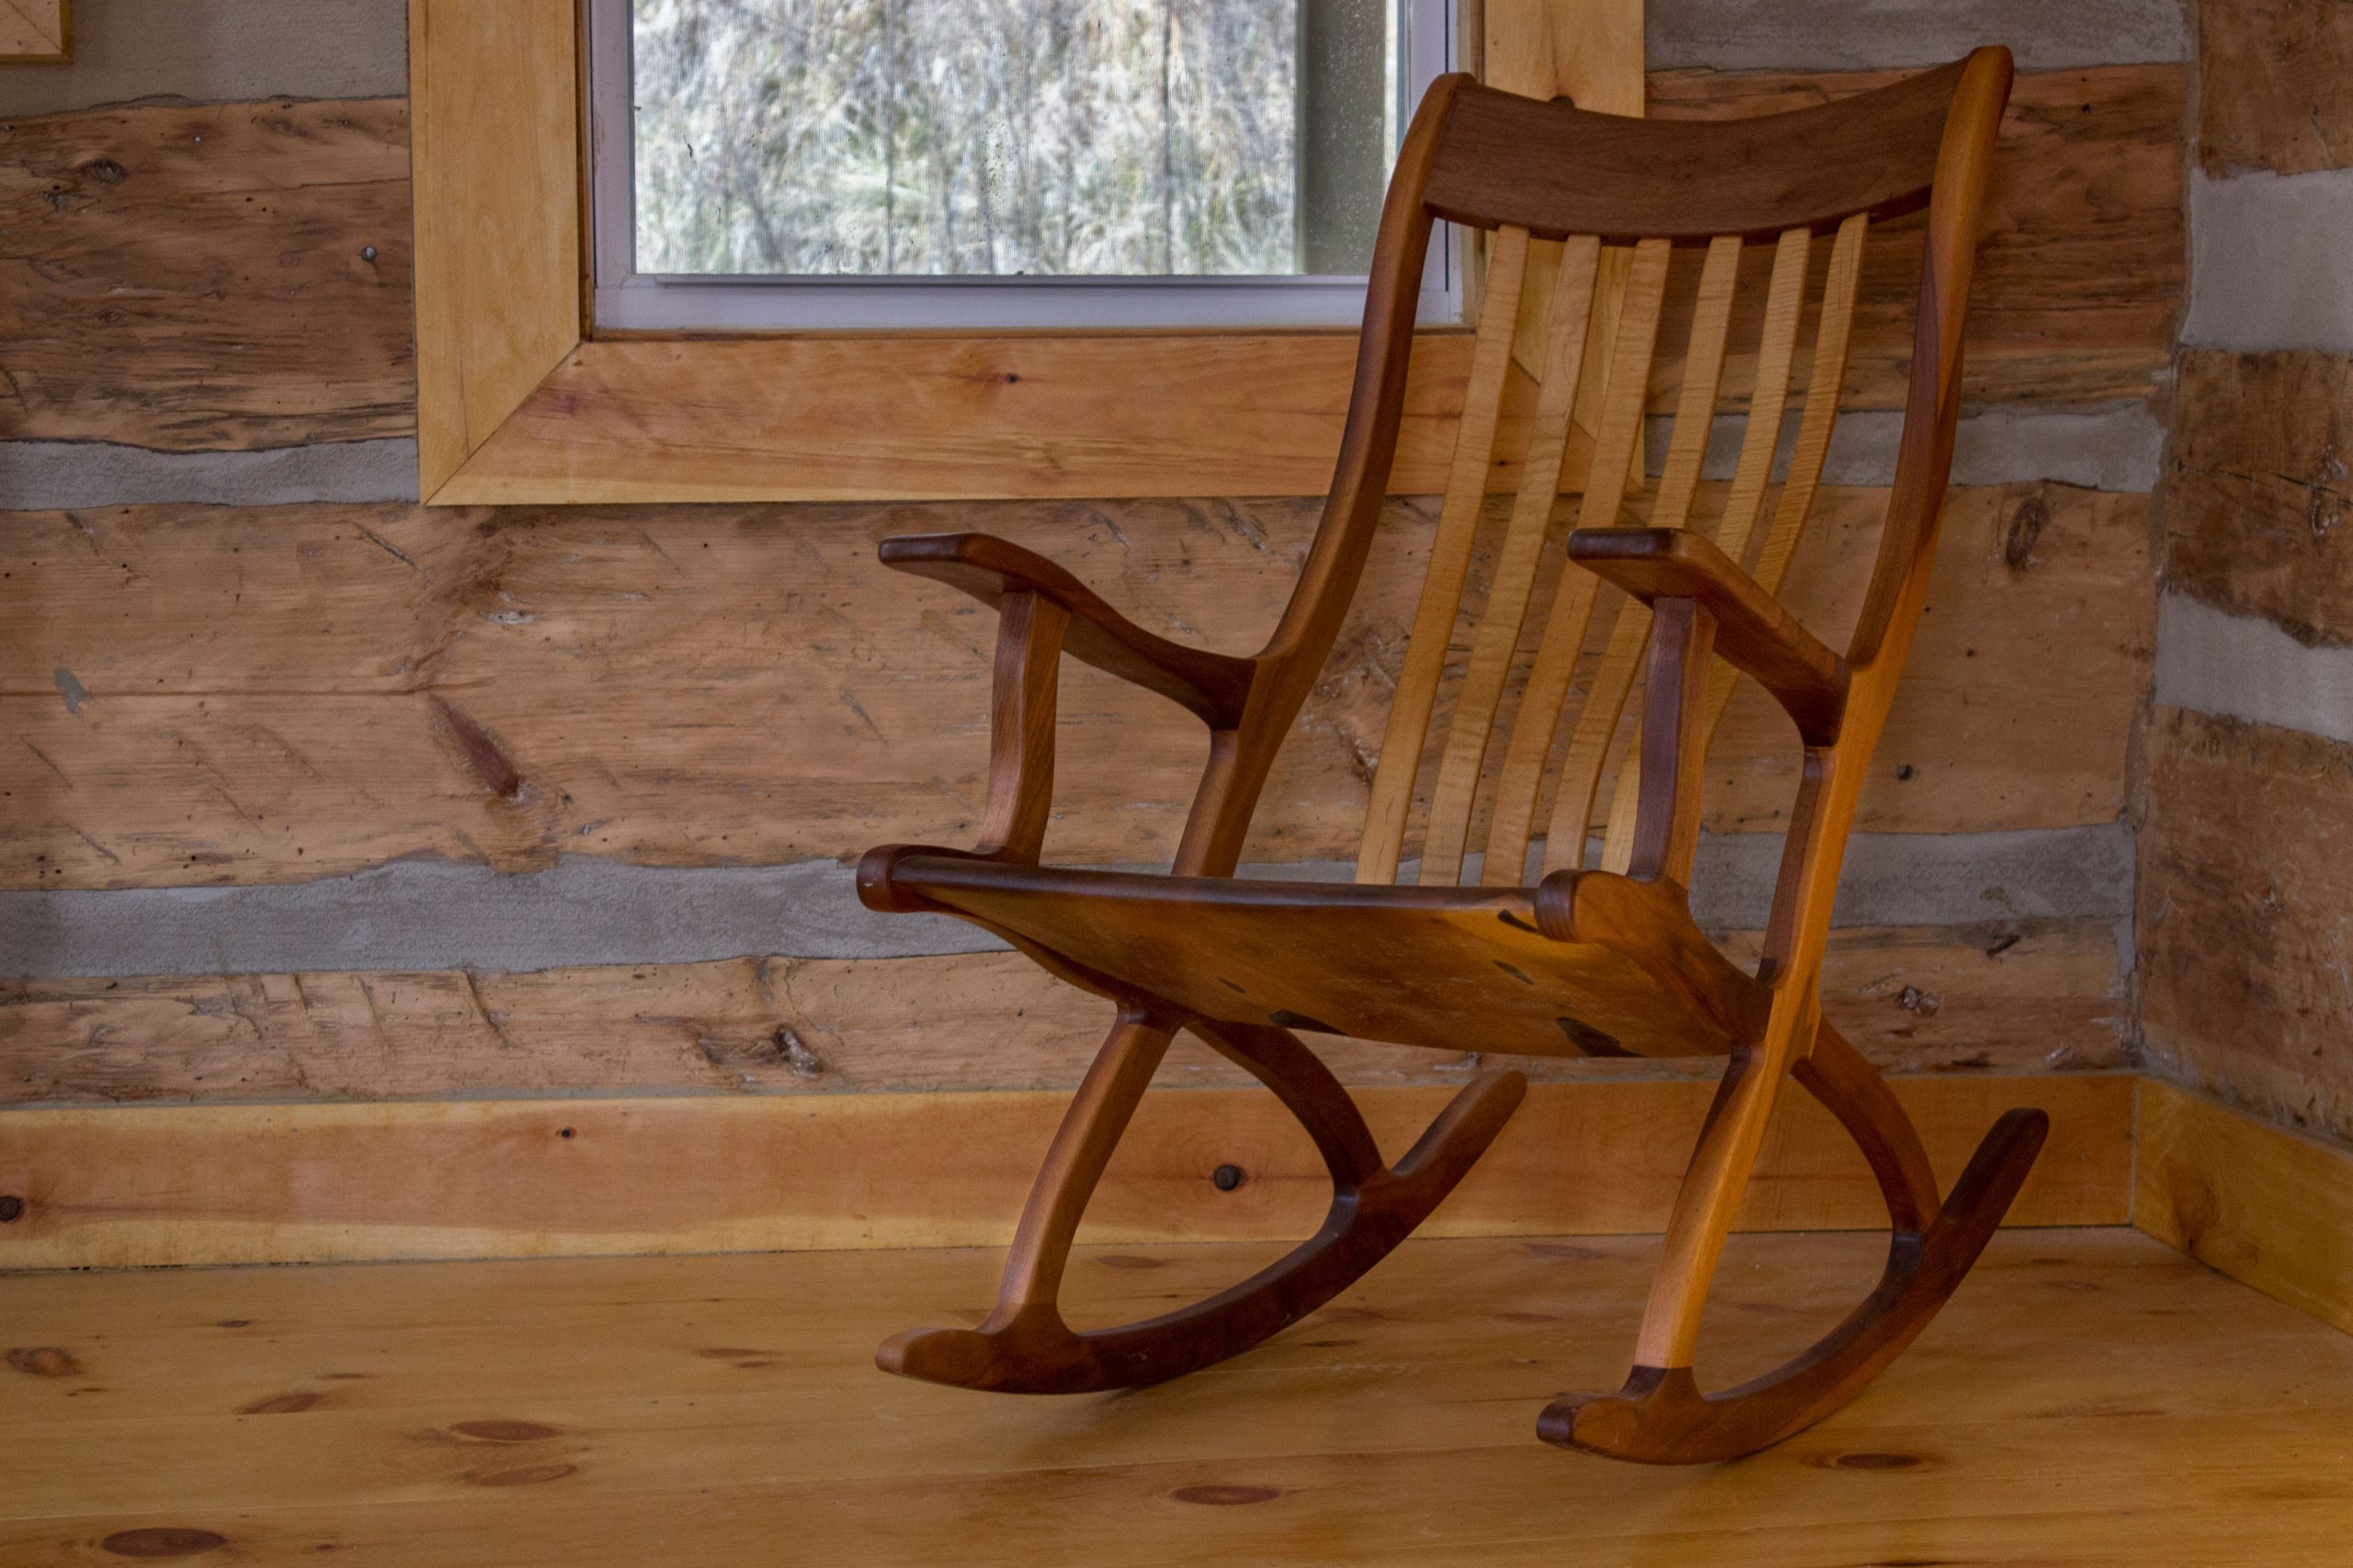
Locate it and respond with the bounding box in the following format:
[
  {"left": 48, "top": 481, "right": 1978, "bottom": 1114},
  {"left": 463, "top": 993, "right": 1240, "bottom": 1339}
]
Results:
[{"left": 5, "top": 1229, "right": 2349, "bottom": 1565}]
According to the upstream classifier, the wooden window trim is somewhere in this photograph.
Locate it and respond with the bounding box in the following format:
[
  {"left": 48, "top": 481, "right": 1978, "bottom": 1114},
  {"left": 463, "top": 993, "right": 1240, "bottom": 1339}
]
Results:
[
  {"left": 0, "top": 0, "right": 71, "bottom": 62},
  {"left": 409, "top": 0, "right": 1641, "bottom": 506}
]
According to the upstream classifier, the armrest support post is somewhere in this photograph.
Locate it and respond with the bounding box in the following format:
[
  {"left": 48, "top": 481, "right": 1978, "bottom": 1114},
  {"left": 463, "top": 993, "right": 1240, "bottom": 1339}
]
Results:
[
  {"left": 1567, "top": 528, "right": 1847, "bottom": 745},
  {"left": 1629, "top": 597, "right": 1716, "bottom": 885},
  {"left": 973, "top": 591, "right": 1071, "bottom": 864}
]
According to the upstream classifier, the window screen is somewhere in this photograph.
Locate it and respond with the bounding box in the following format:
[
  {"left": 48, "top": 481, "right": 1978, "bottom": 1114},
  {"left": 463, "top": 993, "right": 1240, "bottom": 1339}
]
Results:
[{"left": 593, "top": 0, "right": 1455, "bottom": 328}]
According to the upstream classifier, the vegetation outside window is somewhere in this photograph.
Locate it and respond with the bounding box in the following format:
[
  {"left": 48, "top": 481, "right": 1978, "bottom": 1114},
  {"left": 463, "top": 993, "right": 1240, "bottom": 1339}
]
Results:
[{"left": 590, "top": 0, "right": 1460, "bottom": 329}]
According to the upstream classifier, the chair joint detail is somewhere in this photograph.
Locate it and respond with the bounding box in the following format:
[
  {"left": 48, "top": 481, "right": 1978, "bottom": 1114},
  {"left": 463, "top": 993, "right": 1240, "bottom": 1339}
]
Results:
[{"left": 1568, "top": 528, "right": 1849, "bottom": 746}]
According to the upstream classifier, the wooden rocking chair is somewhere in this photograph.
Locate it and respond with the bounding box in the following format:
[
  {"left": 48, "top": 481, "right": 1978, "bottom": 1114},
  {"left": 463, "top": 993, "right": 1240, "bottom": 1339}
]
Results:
[{"left": 858, "top": 48, "right": 2042, "bottom": 1464}]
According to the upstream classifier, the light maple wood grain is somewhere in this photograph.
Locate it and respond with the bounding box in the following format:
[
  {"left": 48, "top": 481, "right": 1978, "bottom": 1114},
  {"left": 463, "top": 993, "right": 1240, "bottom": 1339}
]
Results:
[
  {"left": 1502, "top": 236, "right": 1676, "bottom": 874},
  {"left": 1596, "top": 213, "right": 1870, "bottom": 872},
  {"left": 1580, "top": 233, "right": 1747, "bottom": 872},
  {"left": 1359, "top": 230, "right": 1539, "bottom": 883},
  {"left": 0, "top": 1073, "right": 2127, "bottom": 1269},
  {"left": 1416, "top": 236, "right": 1602, "bottom": 885},
  {"left": 1645, "top": 234, "right": 1742, "bottom": 531}
]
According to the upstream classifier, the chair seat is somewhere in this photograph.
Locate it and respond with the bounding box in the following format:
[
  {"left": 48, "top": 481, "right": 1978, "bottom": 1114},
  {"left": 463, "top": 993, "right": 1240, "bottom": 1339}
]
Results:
[{"left": 866, "top": 852, "right": 1768, "bottom": 1059}]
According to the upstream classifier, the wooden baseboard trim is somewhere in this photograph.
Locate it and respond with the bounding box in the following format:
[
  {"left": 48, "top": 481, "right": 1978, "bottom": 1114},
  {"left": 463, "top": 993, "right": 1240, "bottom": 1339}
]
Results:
[
  {"left": 2133, "top": 1077, "right": 2353, "bottom": 1336},
  {"left": 19, "top": 1073, "right": 2353, "bottom": 1347},
  {"left": 0, "top": 1074, "right": 2129, "bottom": 1270}
]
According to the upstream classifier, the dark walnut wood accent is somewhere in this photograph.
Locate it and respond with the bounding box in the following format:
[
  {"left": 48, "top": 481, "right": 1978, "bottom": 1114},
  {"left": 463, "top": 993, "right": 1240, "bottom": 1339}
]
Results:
[
  {"left": 856, "top": 53, "right": 2045, "bottom": 1464},
  {"left": 1426, "top": 62, "right": 1961, "bottom": 243},
  {"left": 1566, "top": 527, "right": 1849, "bottom": 744}
]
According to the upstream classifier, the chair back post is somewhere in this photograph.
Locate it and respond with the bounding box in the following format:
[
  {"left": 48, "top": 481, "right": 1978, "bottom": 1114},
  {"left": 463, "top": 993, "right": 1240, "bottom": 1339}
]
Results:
[
  {"left": 1847, "top": 44, "right": 2014, "bottom": 678},
  {"left": 1753, "top": 44, "right": 2014, "bottom": 991}
]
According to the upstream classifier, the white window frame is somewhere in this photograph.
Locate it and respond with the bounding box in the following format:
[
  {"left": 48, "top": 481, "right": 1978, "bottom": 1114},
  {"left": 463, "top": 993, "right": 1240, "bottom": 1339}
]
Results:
[{"left": 585, "top": 0, "right": 1462, "bottom": 332}]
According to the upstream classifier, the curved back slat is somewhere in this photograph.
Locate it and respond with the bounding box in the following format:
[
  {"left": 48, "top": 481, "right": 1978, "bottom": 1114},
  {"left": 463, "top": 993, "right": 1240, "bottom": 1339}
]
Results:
[
  {"left": 1563, "top": 224, "right": 1813, "bottom": 880},
  {"left": 1579, "top": 240, "right": 1676, "bottom": 535},
  {"left": 1635, "top": 210, "right": 1875, "bottom": 879},
  {"left": 1758, "top": 212, "right": 1870, "bottom": 602},
  {"left": 1416, "top": 235, "right": 1603, "bottom": 887},
  {"left": 1472, "top": 238, "right": 1670, "bottom": 886},
  {"left": 1716, "top": 228, "right": 1815, "bottom": 563},
  {"left": 1355, "top": 227, "right": 1532, "bottom": 885},
  {"left": 1650, "top": 235, "right": 1744, "bottom": 533}
]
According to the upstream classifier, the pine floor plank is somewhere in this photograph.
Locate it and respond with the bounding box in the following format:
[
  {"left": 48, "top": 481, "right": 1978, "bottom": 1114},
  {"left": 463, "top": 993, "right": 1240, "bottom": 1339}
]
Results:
[
  {"left": 4, "top": 1230, "right": 2347, "bottom": 1564},
  {"left": 0, "top": 1233, "right": 2318, "bottom": 1421}
]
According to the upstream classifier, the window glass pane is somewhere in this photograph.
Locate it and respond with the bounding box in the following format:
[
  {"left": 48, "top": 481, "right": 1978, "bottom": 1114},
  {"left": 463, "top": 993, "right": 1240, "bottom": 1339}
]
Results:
[{"left": 630, "top": 0, "right": 1401, "bottom": 279}]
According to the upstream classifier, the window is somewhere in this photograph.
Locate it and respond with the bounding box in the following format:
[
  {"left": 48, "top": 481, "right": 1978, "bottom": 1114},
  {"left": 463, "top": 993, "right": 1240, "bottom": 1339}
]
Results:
[{"left": 587, "top": 0, "right": 1459, "bottom": 330}]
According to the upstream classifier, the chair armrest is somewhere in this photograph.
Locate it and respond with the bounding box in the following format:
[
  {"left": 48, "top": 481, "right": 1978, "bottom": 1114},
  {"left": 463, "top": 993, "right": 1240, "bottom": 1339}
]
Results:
[
  {"left": 1565, "top": 528, "right": 1848, "bottom": 744},
  {"left": 880, "top": 533, "right": 1258, "bottom": 729}
]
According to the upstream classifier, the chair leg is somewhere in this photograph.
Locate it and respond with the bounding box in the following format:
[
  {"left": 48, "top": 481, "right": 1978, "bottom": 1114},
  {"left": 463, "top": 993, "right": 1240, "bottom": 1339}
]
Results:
[
  {"left": 879, "top": 1007, "right": 1527, "bottom": 1393},
  {"left": 1539, "top": 1017, "right": 2047, "bottom": 1463}
]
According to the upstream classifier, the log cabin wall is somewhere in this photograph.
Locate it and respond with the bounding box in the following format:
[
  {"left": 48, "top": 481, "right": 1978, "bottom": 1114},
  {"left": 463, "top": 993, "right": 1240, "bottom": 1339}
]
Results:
[
  {"left": 2140, "top": 0, "right": 2353, "bottom": 1144},
  {"left": 0, "top": 2, "right": 2183, "bottom": 1256}
]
